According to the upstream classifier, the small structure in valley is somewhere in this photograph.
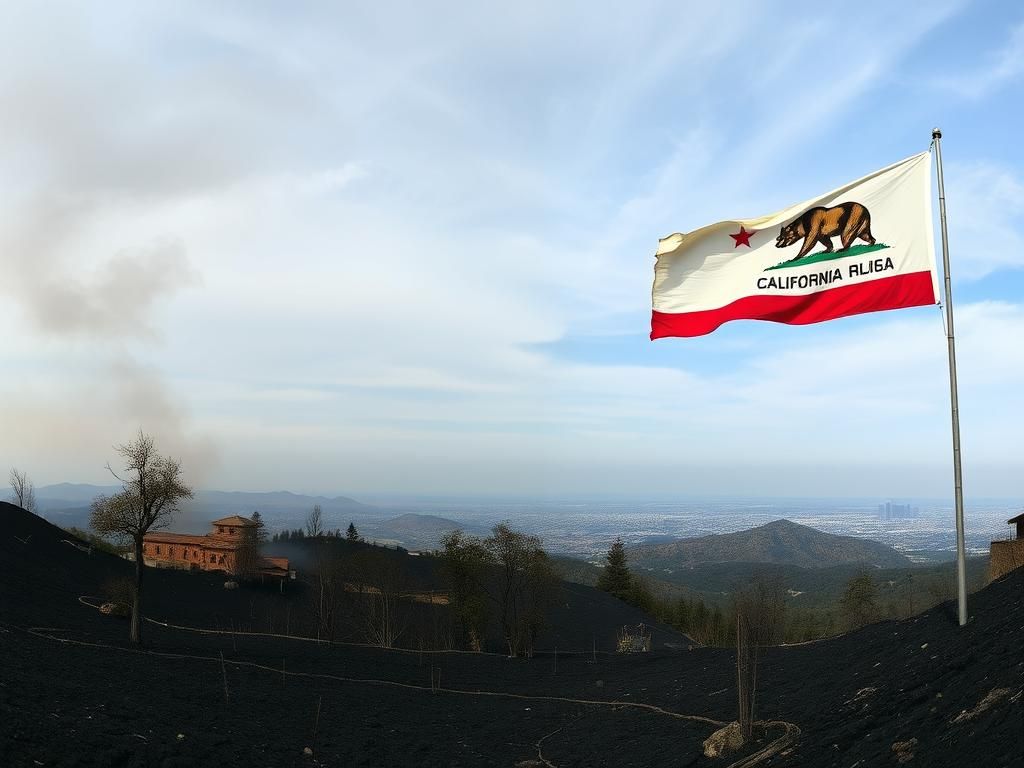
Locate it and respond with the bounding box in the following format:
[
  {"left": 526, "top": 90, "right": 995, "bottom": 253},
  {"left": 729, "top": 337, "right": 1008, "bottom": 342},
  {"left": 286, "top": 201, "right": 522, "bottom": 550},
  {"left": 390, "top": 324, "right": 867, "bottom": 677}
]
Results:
[
  {"left": 142, "top": 515, "right": 291, "bottom": 579},
  {"left": 989, "top": 512, "right": 1024, "bottom": 581},
  {"left": 617, "top": 623, "right": 652, "bottom": 653}
]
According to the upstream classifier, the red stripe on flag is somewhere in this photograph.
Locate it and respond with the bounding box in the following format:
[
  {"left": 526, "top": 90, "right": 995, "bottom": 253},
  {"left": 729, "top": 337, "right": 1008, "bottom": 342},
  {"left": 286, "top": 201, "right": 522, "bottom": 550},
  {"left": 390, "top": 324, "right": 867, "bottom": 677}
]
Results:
[{"left": 651, "top": 270, "right": 937, "bottom": 339}]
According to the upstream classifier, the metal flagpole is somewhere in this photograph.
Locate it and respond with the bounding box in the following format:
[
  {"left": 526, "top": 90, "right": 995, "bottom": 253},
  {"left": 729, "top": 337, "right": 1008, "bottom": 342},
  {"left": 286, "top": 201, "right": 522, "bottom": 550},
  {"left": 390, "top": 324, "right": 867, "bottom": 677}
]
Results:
[{"left": 932, "top": 127, "right": 968, "bottom": 627}]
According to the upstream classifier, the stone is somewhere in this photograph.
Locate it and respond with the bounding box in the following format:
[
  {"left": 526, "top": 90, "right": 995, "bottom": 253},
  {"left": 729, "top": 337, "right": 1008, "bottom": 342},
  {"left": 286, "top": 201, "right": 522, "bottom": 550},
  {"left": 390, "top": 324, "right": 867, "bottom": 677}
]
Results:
[
  {"left": 703, "top": 722, "right": 745, "bottom": 759},
  {"left": 99, "top": 602, "right": 130, "bottom": 618},
  {"left": 891, "top": 738, "right": 918, "bottom": 764}
]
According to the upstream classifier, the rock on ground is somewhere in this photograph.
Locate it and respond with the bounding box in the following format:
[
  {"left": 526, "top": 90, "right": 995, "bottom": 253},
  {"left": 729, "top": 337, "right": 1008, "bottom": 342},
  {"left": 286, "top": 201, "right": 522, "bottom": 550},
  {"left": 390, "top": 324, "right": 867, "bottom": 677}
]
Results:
[{"left": 703, "top": 721, "right": 745, "bottom": 758}]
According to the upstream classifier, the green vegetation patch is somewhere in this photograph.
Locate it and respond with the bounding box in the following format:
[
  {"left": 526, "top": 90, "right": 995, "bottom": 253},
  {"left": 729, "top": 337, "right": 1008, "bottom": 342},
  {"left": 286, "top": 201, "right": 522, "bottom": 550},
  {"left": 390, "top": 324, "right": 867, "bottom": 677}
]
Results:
[{"left": 767, "top": 242, "right": 890, "bottom": 271}]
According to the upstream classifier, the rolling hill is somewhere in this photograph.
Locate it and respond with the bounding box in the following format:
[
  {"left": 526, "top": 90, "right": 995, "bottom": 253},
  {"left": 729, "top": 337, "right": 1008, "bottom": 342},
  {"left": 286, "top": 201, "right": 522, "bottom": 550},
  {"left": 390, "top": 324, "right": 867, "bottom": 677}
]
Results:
[
  {"left": 631, "top": 518, "right": 913, "bottom": 570},
  {"left": 363, "top": 513, "right": 469, "bottom": 550}
]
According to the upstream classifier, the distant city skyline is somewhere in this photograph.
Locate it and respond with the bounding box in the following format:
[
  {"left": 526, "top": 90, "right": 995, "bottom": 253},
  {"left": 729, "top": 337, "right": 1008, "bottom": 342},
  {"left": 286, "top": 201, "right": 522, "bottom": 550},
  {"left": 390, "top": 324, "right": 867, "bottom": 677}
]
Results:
[{"left": 2, "top": 2, "right": 1023, "bottom": 498}]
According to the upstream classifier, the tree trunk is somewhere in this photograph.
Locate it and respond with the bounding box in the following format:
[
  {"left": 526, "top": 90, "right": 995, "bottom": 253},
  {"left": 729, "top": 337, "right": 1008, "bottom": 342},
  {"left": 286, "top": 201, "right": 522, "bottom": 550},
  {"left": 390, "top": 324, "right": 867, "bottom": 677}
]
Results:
[{"left": 131, "top": 537, "right": 144, "bottom": 645}]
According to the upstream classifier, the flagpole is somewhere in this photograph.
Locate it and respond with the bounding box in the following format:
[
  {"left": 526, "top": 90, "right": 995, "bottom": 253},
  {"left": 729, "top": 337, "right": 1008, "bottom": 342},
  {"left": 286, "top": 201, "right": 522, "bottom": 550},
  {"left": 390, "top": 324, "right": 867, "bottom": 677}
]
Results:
[{"left": 932, "top": 127, "right": 968, "bottom": 627}]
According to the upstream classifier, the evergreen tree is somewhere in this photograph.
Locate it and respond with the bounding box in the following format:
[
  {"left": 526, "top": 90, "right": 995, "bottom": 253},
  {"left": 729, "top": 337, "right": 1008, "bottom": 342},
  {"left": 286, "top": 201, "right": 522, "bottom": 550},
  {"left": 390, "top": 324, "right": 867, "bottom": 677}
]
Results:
[
  {"left": 596, "top": 537, "right": 631, "bottom": 599},
  {"left": 251, "top": 511, "right": 268, "bottom": 546},
  {"left": 840, "top": 570, "right": 879, "bottom": 629},
  {"left": 675, "top": 597, "right": 692, "bottom": 632},
  {"left": 692, "top": 599, "right": 708, "bottom": 630},
  {"left": 347, "top": 522, "right": 360, "bottom": 541}
]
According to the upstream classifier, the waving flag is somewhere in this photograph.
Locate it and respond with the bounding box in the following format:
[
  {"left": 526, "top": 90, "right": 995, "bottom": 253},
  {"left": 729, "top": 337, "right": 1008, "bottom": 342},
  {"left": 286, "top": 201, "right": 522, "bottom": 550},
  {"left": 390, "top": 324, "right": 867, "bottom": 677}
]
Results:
[{"left": 651, "top": 152, "right": 939, "bottom": 339}]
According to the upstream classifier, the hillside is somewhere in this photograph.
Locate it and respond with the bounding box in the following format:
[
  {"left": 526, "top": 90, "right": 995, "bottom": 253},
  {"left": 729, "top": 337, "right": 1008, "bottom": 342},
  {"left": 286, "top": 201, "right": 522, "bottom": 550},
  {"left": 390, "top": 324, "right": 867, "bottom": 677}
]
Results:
[
  {"left": 631, "top": 518, "right": 913, "bottom": 570},
  {"left": 0, "top": 501, "right": 685, "bottom": 653},
  {"left": 1, "top": 501, "right": 1020, "bottom": 767},
  {"left": 363, "top": 513, "right": 467, "bottom": 550}
]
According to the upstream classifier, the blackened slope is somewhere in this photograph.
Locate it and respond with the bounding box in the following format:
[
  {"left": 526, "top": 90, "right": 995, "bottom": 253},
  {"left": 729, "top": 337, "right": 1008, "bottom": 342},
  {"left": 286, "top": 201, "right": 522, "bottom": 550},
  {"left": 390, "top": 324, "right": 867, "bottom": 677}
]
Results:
[
  {"left": 266, "top": 537, "right": 690, "bottom": 652},
  {"left": 760, "top": 566, "right": 1024, "bottom": 767},
  {"left": 538, "top": 580, "right": 692, "bottom": 652},
  {"left": 631, "top": 518, "right": 912, "bottom": 569},
  {"left": 0, "top": 501, "right": 130, "bottom": 625}
]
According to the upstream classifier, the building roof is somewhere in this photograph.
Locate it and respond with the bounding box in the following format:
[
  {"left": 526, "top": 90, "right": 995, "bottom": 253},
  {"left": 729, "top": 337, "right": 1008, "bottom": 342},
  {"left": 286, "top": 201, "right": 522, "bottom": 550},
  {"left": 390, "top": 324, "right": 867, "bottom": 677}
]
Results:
[
  {"left": 144, "top": 532, "right": 210, "bottom": 546},
  {"left": 143, "top": 532, "right": 245, "bottom": 549},
  {"left": 1008, "top": 512, "right": 1024, "bottom": 525},
  {"left": 260, "top": 556, "right": 290, "bottom": 571},
  {"left": 210, "top": 515, "right": 257, "bottom": 527}
]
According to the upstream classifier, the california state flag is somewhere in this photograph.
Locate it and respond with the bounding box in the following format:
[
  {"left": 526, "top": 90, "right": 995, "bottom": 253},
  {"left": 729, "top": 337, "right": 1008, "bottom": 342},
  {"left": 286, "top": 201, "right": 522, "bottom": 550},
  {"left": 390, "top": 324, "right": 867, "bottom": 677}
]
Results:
[{"left": 651, "top": 152, "right": 940, "bottom": 339}]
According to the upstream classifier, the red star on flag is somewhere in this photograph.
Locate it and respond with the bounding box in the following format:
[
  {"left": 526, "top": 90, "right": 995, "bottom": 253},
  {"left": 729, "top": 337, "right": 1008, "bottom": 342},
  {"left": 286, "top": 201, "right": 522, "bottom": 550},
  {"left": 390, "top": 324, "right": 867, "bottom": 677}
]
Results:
[{"left": 729, "top": 226, "right": 755, "bottom": 248}]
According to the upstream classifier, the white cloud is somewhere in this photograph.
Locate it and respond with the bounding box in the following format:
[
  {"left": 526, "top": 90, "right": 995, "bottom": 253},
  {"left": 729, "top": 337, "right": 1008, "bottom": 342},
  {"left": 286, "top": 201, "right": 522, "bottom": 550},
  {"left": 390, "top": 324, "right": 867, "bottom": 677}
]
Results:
[
  {"left": 0, "top": 1, "right": 1018, "bottom": 498},
  {"left": 936, "top": 21, "right": 1024, "bottom": 98},
  {"left": 943, "top": 162, "right": 1024, "bottom": 278}
]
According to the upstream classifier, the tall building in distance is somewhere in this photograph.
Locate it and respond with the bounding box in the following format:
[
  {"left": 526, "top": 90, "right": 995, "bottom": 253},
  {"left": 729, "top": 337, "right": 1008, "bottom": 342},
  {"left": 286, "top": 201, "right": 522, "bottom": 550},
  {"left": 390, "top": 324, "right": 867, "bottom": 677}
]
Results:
[{"left": 878, "top": 501, "right": 920, "bottom": 520}]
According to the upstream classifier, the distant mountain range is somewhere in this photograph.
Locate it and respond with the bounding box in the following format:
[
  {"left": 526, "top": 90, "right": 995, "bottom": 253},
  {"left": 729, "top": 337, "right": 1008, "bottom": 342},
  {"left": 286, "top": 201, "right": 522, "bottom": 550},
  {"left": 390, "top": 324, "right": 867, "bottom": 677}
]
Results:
[
  {"left": 32, "top": 483, "right": 368, "bottom": 533},
  {"left": 36, "top": 483, "right": 365, "bottom": 509},
  {"left": 630, "top": 519, "right": 913, "bottom": 570}
]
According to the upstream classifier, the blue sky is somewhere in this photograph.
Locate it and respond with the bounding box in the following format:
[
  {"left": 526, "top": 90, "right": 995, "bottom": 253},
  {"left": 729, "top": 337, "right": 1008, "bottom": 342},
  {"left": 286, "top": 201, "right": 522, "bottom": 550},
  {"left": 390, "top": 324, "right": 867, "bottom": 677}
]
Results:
[{"left": 1, "top": 1, "right": 1023, "bottom": 498}]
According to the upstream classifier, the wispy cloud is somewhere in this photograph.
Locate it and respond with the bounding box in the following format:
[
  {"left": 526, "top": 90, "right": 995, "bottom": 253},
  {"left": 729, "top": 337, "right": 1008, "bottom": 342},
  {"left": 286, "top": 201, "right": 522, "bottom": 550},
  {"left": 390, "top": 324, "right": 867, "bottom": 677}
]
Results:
[
  {"left": 0, "top": 1, "right": 1018, "bottom": 497},
  {"left": 944, "top": 162, "right": 1024, "bottom": 278},
  {"left": 936, "top": 21, "right": 1024, "bottom": 98}
]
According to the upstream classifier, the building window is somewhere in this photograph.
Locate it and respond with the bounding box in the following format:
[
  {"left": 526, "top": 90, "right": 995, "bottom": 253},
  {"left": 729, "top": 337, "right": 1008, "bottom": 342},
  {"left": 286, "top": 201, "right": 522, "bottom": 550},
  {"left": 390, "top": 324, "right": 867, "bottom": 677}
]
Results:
[
  {"left": 155, "top": 545, "right": 161, "bottom": 554},
  {"left": 229, "top": 528, "right": 235, "bottom": 534}
]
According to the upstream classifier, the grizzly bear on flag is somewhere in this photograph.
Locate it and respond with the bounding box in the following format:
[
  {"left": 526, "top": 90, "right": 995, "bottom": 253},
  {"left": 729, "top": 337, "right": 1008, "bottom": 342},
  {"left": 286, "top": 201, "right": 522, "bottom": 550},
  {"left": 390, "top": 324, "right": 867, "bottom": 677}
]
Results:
[{"left": 775, "top": 202, "right": 876, "bottom": 261}]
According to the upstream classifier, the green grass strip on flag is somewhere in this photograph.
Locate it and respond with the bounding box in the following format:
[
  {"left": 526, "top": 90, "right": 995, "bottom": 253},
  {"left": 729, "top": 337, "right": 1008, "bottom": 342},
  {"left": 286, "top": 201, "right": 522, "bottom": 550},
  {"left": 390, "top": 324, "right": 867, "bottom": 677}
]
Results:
[{"left": 767, "top": 243, "right": 890, "bottom": 271}]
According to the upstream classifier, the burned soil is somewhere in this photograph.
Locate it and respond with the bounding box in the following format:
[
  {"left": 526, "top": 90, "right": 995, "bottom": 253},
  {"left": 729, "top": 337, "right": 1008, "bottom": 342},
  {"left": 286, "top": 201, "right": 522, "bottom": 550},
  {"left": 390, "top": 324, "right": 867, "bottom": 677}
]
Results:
[{"left": 1, "top": 503, "right": 1021, "bottom": 767}]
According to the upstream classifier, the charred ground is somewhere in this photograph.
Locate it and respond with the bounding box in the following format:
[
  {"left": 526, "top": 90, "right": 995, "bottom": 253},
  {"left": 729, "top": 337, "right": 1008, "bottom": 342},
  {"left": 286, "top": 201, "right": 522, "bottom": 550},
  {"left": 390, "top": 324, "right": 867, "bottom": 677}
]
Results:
[{"left": 0, "top": 502, "right": 1021, "bottom": 767}]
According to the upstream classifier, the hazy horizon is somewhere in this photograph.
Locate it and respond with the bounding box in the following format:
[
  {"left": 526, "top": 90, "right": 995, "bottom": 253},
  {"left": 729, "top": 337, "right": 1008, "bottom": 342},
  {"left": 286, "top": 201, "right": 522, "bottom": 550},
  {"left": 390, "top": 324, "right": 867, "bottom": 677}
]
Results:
[{"left": 30, "top": 479, "right": 1024, "bottom": 508}]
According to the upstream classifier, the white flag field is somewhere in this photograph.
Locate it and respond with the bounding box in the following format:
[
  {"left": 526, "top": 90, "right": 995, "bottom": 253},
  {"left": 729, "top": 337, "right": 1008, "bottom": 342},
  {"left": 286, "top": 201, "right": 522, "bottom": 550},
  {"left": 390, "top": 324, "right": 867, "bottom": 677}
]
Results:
[{"left": 651, "top": 151, "right": 940, "bottom": 338}]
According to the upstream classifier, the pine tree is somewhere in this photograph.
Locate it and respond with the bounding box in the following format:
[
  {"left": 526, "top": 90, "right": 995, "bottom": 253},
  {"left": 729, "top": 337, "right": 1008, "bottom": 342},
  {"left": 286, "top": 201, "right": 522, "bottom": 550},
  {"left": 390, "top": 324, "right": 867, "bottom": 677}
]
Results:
[
  {"left": 346, "top": 522, "right": 360, "bottom": 541},
  {"left": 675, "top": 597, "right": 692, "bottom": 632},
  {"left": 596, "top": 538, "right": 631, "bottom": 599},
  {"left": 840, "top": 570, "right": 879, "bottom": 629},
  {"left": 251, "top": 511, "right": 268, "bottom": 546}
]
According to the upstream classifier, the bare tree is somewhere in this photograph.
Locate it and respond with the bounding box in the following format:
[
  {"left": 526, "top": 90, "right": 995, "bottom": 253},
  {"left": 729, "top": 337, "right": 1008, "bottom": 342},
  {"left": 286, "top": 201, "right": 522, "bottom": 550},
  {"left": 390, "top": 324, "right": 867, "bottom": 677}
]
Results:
[
  {"left": 734, "top": 576, "right": 787, "bottom": 741},
  {"left": 313, "top": 547, "right": 344, "bottom": 642},
  {"left": 306, "top": 504, "right": 324, "bottom": 539},
  {"left": 440, "top": 530, "right": 491, "bottom": 651},
  {"left": 350, "top": 550, "right": 410, "bottom": 648},
  {"left": 9, "top": 467, "right": 37, "bottom": 514},
  {"left": 484, "top": 523, "right": 560, "bottom": 657},
  {"left": 90, "top": 431, "right": 193, "bottom": 644}
]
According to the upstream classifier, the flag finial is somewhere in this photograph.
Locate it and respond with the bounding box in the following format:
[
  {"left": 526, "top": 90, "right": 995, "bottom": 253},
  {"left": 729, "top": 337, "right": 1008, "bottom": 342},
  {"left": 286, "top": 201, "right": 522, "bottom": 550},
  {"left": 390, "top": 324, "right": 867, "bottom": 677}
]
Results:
[{"left": 932, "top": 127, "right": 942, "bottom": 139}]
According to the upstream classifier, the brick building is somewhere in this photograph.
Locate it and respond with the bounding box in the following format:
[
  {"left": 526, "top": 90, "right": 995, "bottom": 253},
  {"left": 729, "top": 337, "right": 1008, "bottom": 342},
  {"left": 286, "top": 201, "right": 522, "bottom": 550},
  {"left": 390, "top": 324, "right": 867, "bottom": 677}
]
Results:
[
  {"left": 142, "top": 515, "right": 290, "bottom": 578},
  {"left": 989, "top": 512, "right": 1024, "bottom": 582}
]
